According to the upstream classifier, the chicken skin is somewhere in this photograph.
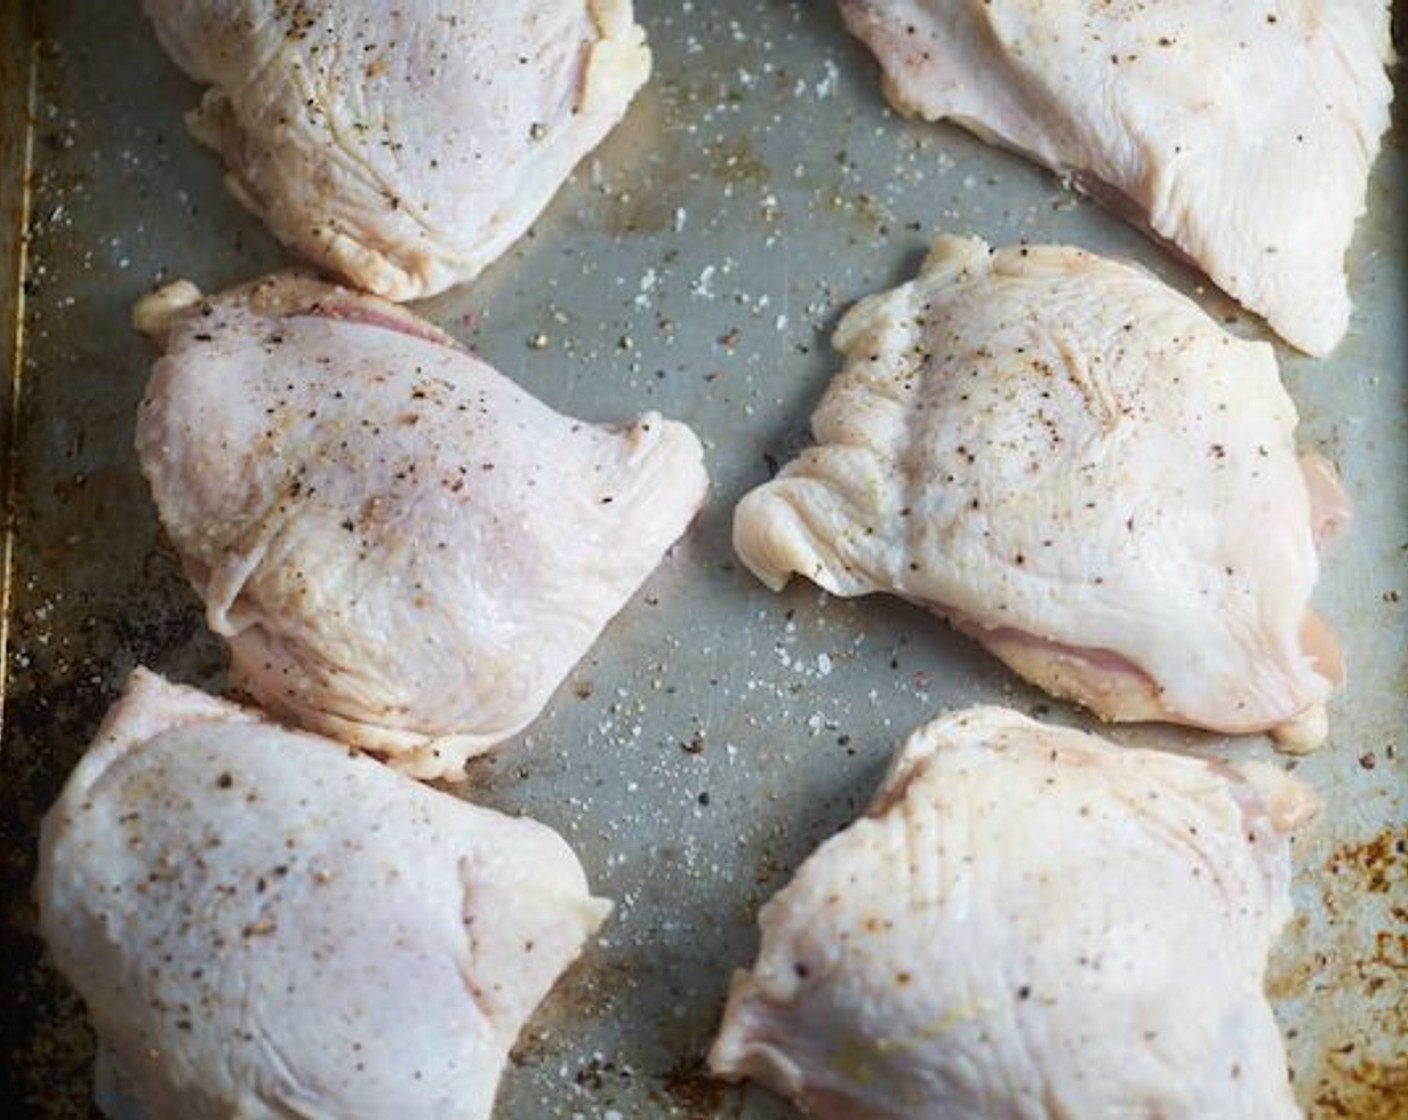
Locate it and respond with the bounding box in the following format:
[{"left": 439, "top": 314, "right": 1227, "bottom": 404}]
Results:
[
  {"left": 142, "top": 0, "right": 651, "bottom": 299},
  {"left": 37, "top": 669, "right": 610, "bottom": 1120},
  {"left": 711, "top": 706, "right": 1315, "bottom": 1119},
  {"left": 734, "top": 235, "right": 1344, "bottom": 748},
  {"left": 837, "top": 0, "right": 1394, "bottom": 355},
  {"left": 135, "top": 272, "right": 707, "bottom": 779}
]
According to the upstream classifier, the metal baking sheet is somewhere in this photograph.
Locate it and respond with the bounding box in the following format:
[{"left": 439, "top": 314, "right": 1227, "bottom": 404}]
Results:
[{"left": 3, "top": 2, "right": 1404, "bottom": 1116}]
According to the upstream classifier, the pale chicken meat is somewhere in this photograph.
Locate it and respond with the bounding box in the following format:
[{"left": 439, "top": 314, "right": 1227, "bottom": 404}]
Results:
[
  {"left": 37, "top": 668, "right": 610, "bottom": 1120},
  {"left": 836, "top": 0, "right": 1394, "bottom": 355},
  {"left": 710, "top": 706, "right": 1316, "bottom": 1119},
  {"left": 135, "top": 272, "right": 707, "bottom": 779},
  {"left": 142, "top": 0, "right": 651, "bottom": 300},
  {"left": 734, "top": 235, "right": 1344, "bottom": 748}
]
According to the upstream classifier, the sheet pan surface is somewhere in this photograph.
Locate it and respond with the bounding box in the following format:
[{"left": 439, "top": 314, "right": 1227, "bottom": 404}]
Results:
[{"left": 2, "top": 3, "right": 1404, "bottom": 1116}]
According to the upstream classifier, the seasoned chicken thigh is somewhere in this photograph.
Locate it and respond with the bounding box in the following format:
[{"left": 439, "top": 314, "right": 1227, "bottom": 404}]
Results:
[
  {"left": 142, "top": 0, "right": 650, "bottom": 299},
  {"left": 135, "top": 272, "right": 707, "bottom": 779},
  {"left": 37, "top": 668, "right": 610, "bottom": 1120},
  {"left": 734, "top": 235, "right": 1343, "bottom": 747},
  {"left": 710, "top": 706, "right": 1315, "bottom": 1119},
  {"left": 837, "top": 0, "right": 1394, "bottom": 355}
]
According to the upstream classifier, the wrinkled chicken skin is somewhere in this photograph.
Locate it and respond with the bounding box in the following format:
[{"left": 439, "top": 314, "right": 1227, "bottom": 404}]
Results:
[
  {"left": 37, "top": 669, "right": 610, "bottom": 1120},
  {"left": 136, "top": 272, "right": 707, "bottom": 779},
  {"left": 711, "top": 706, "right": 1315, "bottom": 1119},
  {"left": 836, "top": 0, "right": 1394, "bottom": 355},
  {"left": 734, "top": 235, "right": 1343, "bottom": 748},
  {"left": 143, "top": 0, "right": 651, "bottom": 299}
]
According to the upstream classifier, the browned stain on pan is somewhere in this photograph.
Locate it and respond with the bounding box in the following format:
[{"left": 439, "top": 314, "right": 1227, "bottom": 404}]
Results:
[
  {"left": 653, "top": 1054, "right": 741, "bottom": 1117},
  {"left": 1311, "top": 1055, "right": 1408, "bottom": 1120},
  {"left": 1327, "top": 830, "right": 1408, "bottom": 901},
  {"left": 1304, "top": 827, "right": 1408, "bottom": 1119}
]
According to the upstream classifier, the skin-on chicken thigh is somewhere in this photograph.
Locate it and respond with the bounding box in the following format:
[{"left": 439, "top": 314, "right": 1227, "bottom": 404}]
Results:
[
  {"left": 142, "top": 0, "right": 651, "bottom": 300},
  {"left": 734, "top": 235, "right": 1344, "bottom": 749},
  {"left": 37, "top": 668, "right": 610, "bottom": 1120},
  {"left": 836, "top": 0, "right": 1394, "bottom": 355},
  {"left": 135, "top": 272, "right": 707, "bottom": 779},
  {"left": 710, "top": 706, "right": 1315, "bottom": 1119}
]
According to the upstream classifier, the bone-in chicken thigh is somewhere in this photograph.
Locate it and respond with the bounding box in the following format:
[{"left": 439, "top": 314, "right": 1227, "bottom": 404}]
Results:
[
  {"left": 836, "top": 0, "right": 1394, "bottom": 355},
  {"left": 135, "top": 272, "right": 707, "bottom": 779},
  {"left": 710, "top": 706, "right": 1315, "bottom": 1119},
  {"left": 37, "top": 669, "right": 610, "bottom": 1120},
  {"left": 734, "top": 235, "right": 1343, "bottom": 747},
  {"left": 142, "top": 0, "right": 650, "bottom": 299}
]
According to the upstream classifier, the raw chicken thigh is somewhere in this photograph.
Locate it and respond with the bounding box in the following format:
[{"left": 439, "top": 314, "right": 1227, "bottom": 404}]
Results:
[
  {"left": 37, "top": 668, "right": 610, "bottom": 1120},
  {"left": 135, "top": 272, "right": 707, "bottom": 779},
  {"left": 142, "top": 0, "right": 651, "bottom": 299},
  {"left": 710, "top": 706, "right": 1315, "bottom": 1119},
  {"left": 734, "top": 235, "right": 1344, "bottom": 748},
  {"left": 836, "top": 0, "right": 1394, "bottom": 355}
]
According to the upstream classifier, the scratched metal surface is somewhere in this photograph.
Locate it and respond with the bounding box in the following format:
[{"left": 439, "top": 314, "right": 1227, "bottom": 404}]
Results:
[{"left": 2, "top": 2, "right": 1404, "bottom": 1117}]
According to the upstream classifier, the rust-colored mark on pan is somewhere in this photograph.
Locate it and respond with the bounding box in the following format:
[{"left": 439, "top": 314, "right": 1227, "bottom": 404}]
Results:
[
  {"left": 1306, "top": 826, "right": 1408, "bottom": 1118},
  {"left": 1325, "top": 829, "right": 1408, "bottom": 898},
  {"left": 1311, "top": 1052, "right": 1408, "bottom": 1119},
  {"left": 653, "top": 1054, "right": 742, "bottom": 1118}
]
